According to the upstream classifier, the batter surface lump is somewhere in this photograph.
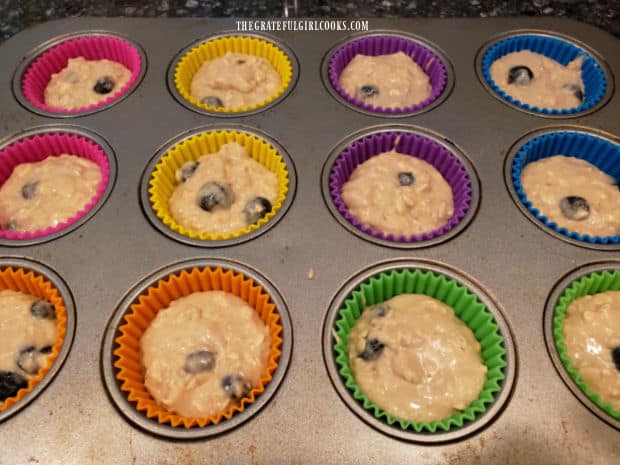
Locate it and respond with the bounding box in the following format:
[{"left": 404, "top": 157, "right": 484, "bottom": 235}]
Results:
[
  {"left": 348, "top": 294, "right": 487, "bottom": 422},
  {"left": 140, "top": 291, "right": 271, "bottom": 417}
]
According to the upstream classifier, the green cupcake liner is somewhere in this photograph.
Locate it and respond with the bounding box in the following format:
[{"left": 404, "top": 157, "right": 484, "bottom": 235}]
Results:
[
  {"left": 552, "top": 269, "right": 620, "bottom": 421},
  {"left": 333, "top": 268, "right": 508, "bottom": 433}
]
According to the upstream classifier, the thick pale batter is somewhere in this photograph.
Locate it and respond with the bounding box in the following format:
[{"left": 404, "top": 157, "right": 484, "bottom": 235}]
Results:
[
  {"left": 190, "top": 52, "right": 281, "bottom": 109},
  {"left": 0, "top": 289, "right": 57, "bottom": 402},
  {"left": 520, "top": 155, "right": 620, "bottom": 237},
  {"left": 338, "top": 52, "right": 432, "bottom": 109},
  {"left": 0, "top": 154, "right": 102, "bottom": 232},
  {"left": 341, "top": 150, "right": 454, "bottom": 236},
  {"left": 169, "top": 142, "right": 279, "bottom": 234},
  {"left": 348, "top": 294, "right": 487, "bottom": 422},
  {"left": 44, "top": 57, "right": 132, "bottom": 109},
  {"left": 140, "top": 291, "right": 271, "bottom": 418},
  {"left": 562, "top": 291, "right": 620, "bottom": 411},
  {"left": 490, "top": 50, "right": 585, "bottom": 110}
]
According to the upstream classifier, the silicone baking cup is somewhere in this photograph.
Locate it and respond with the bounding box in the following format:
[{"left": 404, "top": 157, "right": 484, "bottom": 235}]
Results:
[
  {"left": 146, "top": 128, "right": 290, "bottom": 243},
  {"left": 327, "top": 130, "right": 474, "bottom": 245},
  {"left": 0, "top": 129, "right": 113, "bottom": 244},
  {"left": 511, "top": 130, "right": 620, "bottom": 245},
  {"left": 19, "top": 33, "right": 144, "bottom": 115},
  {"left": 112, "top": 266, "right": 284, "bottom": 429},
  {"left": 552, "top": 269, "right": 620, "bottom": 421},
  {"left": 332, "top": 268, "right": 508, "bottom": 434},
  {"left": 172, "top": 34, "right": 295, "bottom": 114},
  {"left": 325, "top": 33, "right": 450, "bottom": 115},
  {"left": 480, "top": 32, "right": 609, "bottom": 116},
  {"left": 0, "top": 266, "right": 68, "bottom": 415}
]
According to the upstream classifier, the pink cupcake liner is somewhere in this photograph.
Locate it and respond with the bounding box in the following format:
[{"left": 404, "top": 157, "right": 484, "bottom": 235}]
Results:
[
  {"left": 21, "top": 34, "right": 143, "bottom": 115},
  {"left": 0, "top": 131, "right": 111, "bottom": 241},
  {"left": 327, "top": 35, "right": 449, "bottom": 115},
  {"left": 329, "top": 131, "right": 472, "bottom": 242}
]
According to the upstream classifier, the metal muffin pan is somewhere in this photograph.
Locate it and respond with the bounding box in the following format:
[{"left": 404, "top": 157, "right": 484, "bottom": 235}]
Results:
[{"left": 0, "top": 16, "right": 618, "bottom": 465}]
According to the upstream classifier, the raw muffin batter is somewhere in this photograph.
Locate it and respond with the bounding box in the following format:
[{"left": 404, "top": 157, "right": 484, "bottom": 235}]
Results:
[
  {"left": 562, "top": 291, "right": 620, "bottom": 411},
  {"left": 0, "top": 154, "right": 102, "bottom": 233},
  {"left": 0, "top": 289, "right": 57, "bottom": 402},
  {"left": 520, "top": 155, "right": 620, "bottom": 237},
  {"left": 490, "top": 50, "right": 585, "bottom": 110},
  {"left": 169, "top": 142, "right": 279, "bottom": 234},
  {"left": 140, "top": 291, "right": 271, "bottom": 417},
  {"left": 338, "top": 52, "right": 432, "bottom": 109},
  {"left": 341, "top": 150, "right": 454, "bottom": 236},
  {"left": 44, "top": 57, "right": 132, "bottom": 110},
  {"left": 190, "top": 52, "right": 281, "bottom": 109},
  {"left": 348, "top": 294, "right": 487, "bottom": 422}
]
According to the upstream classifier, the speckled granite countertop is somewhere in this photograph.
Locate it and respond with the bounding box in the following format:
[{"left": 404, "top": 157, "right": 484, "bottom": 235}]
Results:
[{"left": 1, "top": 1, "right": 619, "bottom": 43}]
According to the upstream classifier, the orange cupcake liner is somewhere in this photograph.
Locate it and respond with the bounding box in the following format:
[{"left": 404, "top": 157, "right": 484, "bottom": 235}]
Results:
[
  {"left": 113, "top": 266, "right": 283, "bottom": 428},
  {"left": 0, "top": 267, "right": 68, "bottom": 412}
]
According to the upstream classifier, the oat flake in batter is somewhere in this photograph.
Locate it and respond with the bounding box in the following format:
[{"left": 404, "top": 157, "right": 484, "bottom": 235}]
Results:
[
  {"left": 348, "top": 294, "right": 487, "bottom": 422},
  {"left": 341, "top": 150, "right": 454, "bottom": 237},
  {"left": 44, "top": 57, "right": 132, "bottom": 110},
  {"left": 520, "top": 155, "right": 620, "bottom": 237},
  {"left": 0, "top": 154, "right": 102, "bottom": 232},
  {"left": 490, "top": 50, "right": 585, "bottom": 110},
  {"left": 140, "top": 291, "right": 271, "bottom": 418},
  {"left": 190, "top": 52, "right": 281, "bottom": 109},
  {"left": 0, "top": 289, "right": 57, "bottom": 402},
  {"left": 562, "top": 291, "right": 620, "bottom": 411},
  {"left": 169, "top": 142, "right": 279, "bottom": 235},
  {"left": 339, "top": 52, "right": 432, "bottom": 109}
]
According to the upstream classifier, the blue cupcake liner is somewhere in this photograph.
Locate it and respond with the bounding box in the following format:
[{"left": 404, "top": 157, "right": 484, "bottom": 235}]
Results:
[
  {"left": 512, "top": 130, "right": 620, "bottom": 244},
  {"left": 482, "top": 34, "right": 608, "bottom": 115}
]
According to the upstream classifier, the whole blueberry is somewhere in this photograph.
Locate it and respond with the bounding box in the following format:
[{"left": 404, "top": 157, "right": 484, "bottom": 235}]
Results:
[
  {"left": 359, "top": 337, "right": 385, "bottom": 362},
  {"left": 30, "top": 300, "right": 56, "bottom": 320},
  {"left": 184, "top": 350, "right": 216, "bottom": 374},
  {"left": 3, "top": 220, "right": 17, "bottom": 231},
  {"left": 559, "top": 196, "right": 590, "bottom": 221},
  {"left": 243, "top": 197, "right": 272, "bottom": 224},
  {"left": 21, "top": 181, "right": 38, "bottom": 200},
  {"left": 0, "top": 371, "right": 27, "bottom": 401},
  {"left": 221, "top": 374, "right": 251, "bottom": 400},
  {"left": 612, "top": 346, "right": 620, "bottom": 372},
  {"left": 357, "top": 84, "right": 379, "bottom": 100},
  {"left": 370, "top": 303, "right": 390, "bottom": 318},
  {"left": 563, "top": 84, "right": 585, "bottom": 103},
  {"left": 176, "top": 161, "right": 199, "bottom": 183},
  {"left": 17, "top": 346, "right": 39, "bottom": 375},
  {"left": 40, "top": 346, "right": 52, "bottom": 354},
  {"left": 508, "top": 66, "right": 534, "bottom": 85},
  {"left": 201, "top": 96, "right": 224, "bottom": 108},
  {"left": 197, "top": 182, "right": 234, "bottom": 212},
  {"left": 398, "top": 172, "right": 415, "bottom": 187},
  {"left": 93, "top": 76, "right": 115, "bottom": 94}
]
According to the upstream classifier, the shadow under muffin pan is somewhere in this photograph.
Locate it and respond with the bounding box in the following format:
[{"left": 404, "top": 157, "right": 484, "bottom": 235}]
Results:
[
  {"left": 321, "top": 125, "right": 479, "bottom": 248},
  {"left": 167, "top": 32, "right": 299, "bottom": 117},
  {"left": 476, "top": 29, "right": 614, "bottom": 118},
  {"left": 0, "top": 126, "right": 117, "bottom": 247},
  {"left": 100, "top": 258, "right": 292, "bottom": 439},
  {"left": 321, "top": 31, "right": 454, "bottom": 117},
  {"left": 543, "top": 261, "right": 620, "bottom": 430},
  {"left": 12, "top": 31, "right": 147, "bottom": 117},
  {"left": 0, "top": 257, "right": 76, "bottom": 423},
  {"left": 322, "top": 259, "right": 517, "bottom": 443},
  {"left": 140, "top": 124, "right": 296, "bottom": 247},
  {"left": 504, "top": 126, "right": 620, "bottom": 251}
]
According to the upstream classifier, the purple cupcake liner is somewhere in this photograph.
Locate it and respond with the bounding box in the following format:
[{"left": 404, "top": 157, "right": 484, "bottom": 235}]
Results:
[
  {"left": 329, "top": 131, "right": 472, "bottom": 243},
  {"left": 327, "top": 34, "right": 449, "bottom": 115}
]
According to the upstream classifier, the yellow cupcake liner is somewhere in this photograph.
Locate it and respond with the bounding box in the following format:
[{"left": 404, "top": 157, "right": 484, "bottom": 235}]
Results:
[
  {"left": 148, "top": 129, "right": 290, "bottom": 241},
  {"left": 113, "top": 266, "right": 284, "bottom": 428},
  {"left": 174, "top": 35, "right": 293, "bottom": 113},
  {"left": 0, "top": 267, "right": 68, "bottom": 412}
]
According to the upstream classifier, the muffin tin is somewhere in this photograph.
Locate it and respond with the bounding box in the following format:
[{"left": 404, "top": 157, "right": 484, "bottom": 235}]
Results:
[{"left": 0, "top": 16, "right": 619, "bottom": 464}]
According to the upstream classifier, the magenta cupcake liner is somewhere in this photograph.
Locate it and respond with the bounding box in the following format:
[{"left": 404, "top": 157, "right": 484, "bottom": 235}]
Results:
[
  {"left": 21, "top": 34, "right": 143, "bottom": 115},
  {"left": 0, "top": 131, "right": 111, "bottom": 241},
  {"left": 327, "top": 34, "right": 449, "bottom": 115},
  {"left": 329, "top": 131, "right": 472, "bottom": 242}
]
